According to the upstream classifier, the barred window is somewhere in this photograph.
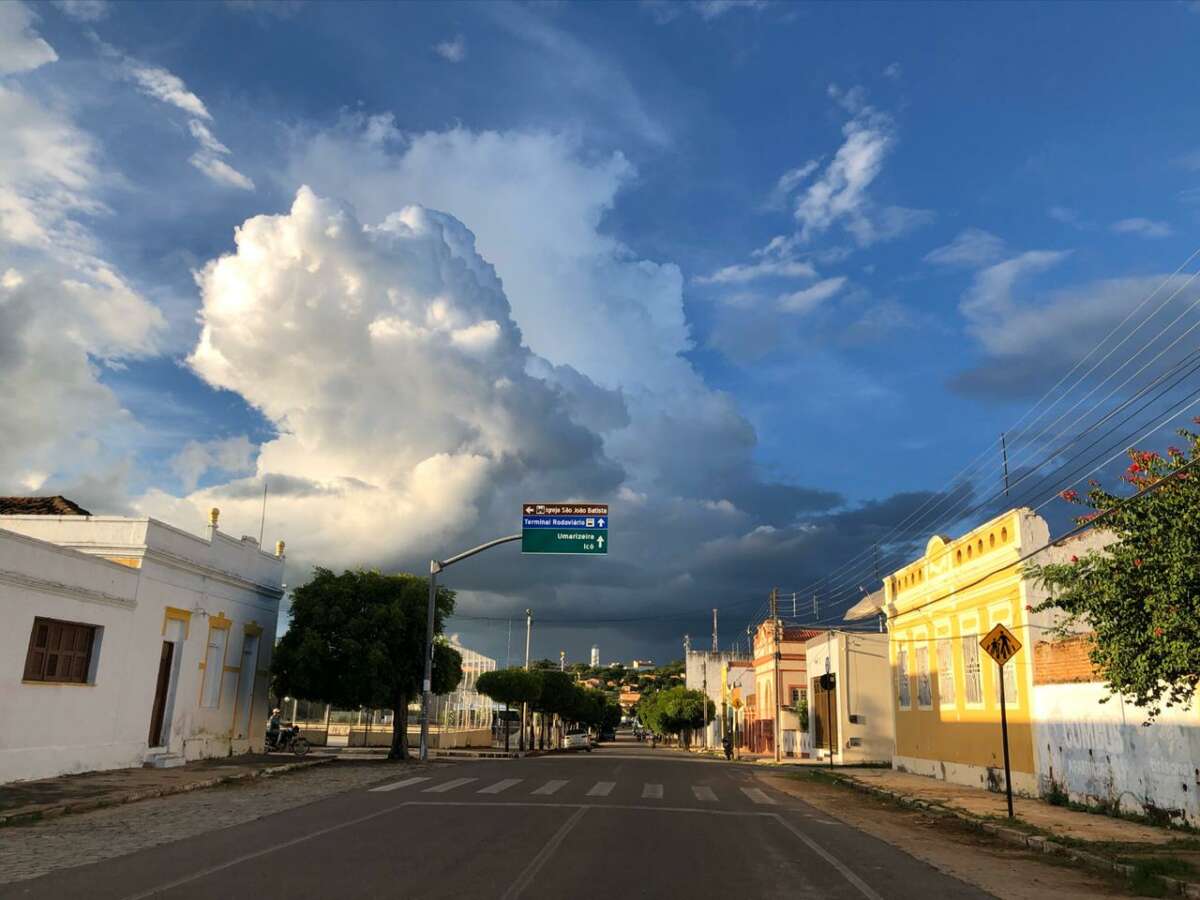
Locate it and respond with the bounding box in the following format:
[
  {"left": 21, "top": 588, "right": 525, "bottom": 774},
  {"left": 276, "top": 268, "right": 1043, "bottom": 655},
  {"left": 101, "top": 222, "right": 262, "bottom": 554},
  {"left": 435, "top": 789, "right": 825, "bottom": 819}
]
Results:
[
  {"left": 916, "top": 646, "right": 932, "bottom": 708},
  {"left": 962, "top": 636, "right": 983, "bottom": 705},
  {"left": 896, "top": 647, "right": 911, "bottom": 708},
  {"left": 937, "top": 637, "right": 956, "bottom": 706}
]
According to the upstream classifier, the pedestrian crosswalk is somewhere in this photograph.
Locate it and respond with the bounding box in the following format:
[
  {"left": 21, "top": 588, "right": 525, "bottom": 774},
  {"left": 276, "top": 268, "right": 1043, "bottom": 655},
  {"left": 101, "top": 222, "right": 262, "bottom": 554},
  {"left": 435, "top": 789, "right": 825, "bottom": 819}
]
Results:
[{"left": 369, "top": 775, "right": 780, "bottom": 806}]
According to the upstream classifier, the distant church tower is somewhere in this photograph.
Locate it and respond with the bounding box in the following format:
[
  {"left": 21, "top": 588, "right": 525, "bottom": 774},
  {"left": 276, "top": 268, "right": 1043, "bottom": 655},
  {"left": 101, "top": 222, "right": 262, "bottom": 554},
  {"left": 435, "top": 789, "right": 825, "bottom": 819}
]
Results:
[{"left": 590, "top": 645, "right": 600, "bottom": 667}]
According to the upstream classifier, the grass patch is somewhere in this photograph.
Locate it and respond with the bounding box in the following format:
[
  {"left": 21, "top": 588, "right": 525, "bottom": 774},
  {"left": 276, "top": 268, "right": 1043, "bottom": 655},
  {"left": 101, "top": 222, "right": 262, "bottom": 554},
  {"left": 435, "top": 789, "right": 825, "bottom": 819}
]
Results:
[{"left": 1125, "top": 857, "right": 1193, "bottom": 896}]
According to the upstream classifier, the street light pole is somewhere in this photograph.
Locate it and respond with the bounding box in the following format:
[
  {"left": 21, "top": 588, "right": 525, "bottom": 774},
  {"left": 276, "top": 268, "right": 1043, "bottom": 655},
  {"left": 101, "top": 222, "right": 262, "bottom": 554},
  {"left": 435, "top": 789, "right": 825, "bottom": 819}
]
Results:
[
  {"left": 418, "top": 533, "right": 522, "bottom": 762},
  {"left": 522, "top": 608, "right": 532, "bottom": 753}
]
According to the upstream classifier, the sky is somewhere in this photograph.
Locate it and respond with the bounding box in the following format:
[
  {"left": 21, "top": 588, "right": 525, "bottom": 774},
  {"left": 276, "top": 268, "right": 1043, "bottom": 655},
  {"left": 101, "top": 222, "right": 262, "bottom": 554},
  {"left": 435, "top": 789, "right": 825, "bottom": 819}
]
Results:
[{"left": 3, "top": 0, "right": 1200, "bottom": 666}]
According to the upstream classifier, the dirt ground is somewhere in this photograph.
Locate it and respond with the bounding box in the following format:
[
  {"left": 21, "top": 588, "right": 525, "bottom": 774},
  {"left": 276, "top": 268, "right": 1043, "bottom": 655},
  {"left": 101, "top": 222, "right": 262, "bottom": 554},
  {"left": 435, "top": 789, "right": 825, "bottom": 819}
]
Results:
[{"left": 762, "top": 770, "right": 1135, "bottom": 899}]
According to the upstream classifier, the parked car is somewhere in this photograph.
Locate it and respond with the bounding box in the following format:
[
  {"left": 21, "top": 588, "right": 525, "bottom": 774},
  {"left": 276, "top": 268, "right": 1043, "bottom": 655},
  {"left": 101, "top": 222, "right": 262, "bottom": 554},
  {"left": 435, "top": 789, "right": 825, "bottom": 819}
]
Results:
[
  {"left": 599, "top": 726, "right": 616, "bottom": 742},
  {"left": 562, "top": 729, "right": 592, "bottom": 752}
]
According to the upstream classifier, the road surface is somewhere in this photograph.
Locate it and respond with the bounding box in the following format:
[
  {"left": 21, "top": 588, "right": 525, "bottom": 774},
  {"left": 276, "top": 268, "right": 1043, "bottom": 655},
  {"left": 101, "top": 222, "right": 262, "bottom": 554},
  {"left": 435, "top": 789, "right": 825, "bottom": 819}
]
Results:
[{"left": 1, "top": 738, "right": 989, "bottom": 899}]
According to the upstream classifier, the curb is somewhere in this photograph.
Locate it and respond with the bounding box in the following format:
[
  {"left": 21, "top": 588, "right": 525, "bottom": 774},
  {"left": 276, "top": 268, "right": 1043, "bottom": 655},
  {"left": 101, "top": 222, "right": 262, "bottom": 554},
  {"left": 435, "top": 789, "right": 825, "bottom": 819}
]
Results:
[
  {"left": 0, "top": 757, "right": 333, "bottom": 828},
  {"left": 821, "top": 772, "right": 1200, "bottom": 900}
]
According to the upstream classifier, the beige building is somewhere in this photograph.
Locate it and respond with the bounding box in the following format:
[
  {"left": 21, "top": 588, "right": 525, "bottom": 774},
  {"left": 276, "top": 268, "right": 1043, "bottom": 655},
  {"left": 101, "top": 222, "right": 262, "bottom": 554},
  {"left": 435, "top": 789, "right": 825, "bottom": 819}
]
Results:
[{"left": 804, "top": 631, "right": 894, "bottom": 765}]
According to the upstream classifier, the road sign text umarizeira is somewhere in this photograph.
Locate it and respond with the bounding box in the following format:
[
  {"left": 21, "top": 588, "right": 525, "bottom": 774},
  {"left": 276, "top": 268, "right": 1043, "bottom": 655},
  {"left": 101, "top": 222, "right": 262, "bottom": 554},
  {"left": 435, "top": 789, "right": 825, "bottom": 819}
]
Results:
[{"left": 521, "top": 503, "right": 608, "bottom": 554}]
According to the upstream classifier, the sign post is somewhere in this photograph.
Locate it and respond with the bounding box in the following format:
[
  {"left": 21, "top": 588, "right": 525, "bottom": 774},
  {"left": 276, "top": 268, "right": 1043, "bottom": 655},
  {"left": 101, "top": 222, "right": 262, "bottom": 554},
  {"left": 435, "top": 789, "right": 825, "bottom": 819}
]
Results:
[
  {"left": 521, "top": 503, "right": 608, "bottom": 555},
  {"left": 981, "top": 623, "right": 1022, "bottom": 818}
]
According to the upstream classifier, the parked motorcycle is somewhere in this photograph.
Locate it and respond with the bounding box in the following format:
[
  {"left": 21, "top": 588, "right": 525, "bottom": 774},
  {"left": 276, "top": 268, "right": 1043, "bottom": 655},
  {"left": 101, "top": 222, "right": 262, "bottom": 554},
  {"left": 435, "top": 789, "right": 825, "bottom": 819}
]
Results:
[{"left": 267, "top": 724, "right": 310, "bottom": 756}]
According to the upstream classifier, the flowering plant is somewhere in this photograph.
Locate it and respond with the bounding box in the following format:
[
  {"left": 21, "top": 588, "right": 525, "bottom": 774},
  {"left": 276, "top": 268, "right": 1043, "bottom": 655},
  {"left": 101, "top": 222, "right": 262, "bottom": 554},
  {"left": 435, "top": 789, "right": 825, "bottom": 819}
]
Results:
[{"left": 1024, "top": 424, "right": 1200, "bottom": 719}]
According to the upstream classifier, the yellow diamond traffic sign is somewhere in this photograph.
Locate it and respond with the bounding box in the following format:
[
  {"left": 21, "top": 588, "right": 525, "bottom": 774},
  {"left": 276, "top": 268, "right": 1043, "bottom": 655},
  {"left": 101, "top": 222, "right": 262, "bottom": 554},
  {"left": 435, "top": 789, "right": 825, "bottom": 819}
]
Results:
[{"left": 981, "top": 623, "right": 1021, "bottom": 666}]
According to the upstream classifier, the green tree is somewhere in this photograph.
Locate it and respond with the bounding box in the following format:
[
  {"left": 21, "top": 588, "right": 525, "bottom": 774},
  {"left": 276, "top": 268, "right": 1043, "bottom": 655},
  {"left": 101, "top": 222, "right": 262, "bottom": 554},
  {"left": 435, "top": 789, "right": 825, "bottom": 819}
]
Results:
[
  {"left": 636, "top": 686, "right": 713, "bottom": 746},
  {"left": 476, "top": 668, "right": 542, "bottom": 751},
  {"left": 272, "top": 568, "right": 462, "bottom": 759},
  {"left": 1026, "top": 432, "right": 1200, "bottom": 718}
]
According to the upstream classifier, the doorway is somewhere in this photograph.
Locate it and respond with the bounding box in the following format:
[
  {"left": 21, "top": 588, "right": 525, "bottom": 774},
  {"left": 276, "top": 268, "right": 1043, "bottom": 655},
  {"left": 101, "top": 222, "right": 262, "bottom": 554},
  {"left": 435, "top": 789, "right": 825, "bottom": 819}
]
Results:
[
  {"left": 812, "top": 673, "right": 838, "bottom": 757},
  {"left": 148, "top": 641, "right": 174, "bottom": 747},
  {"left": 233, "top": 632, "right": 260, "bottom": 739}
]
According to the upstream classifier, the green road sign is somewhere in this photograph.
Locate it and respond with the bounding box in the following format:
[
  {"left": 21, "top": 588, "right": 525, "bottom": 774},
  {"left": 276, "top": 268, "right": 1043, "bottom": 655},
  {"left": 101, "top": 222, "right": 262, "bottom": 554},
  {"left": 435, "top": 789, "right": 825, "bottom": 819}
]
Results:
[{"left": 521, "top": 503, "right": 608, "bottom": 555}]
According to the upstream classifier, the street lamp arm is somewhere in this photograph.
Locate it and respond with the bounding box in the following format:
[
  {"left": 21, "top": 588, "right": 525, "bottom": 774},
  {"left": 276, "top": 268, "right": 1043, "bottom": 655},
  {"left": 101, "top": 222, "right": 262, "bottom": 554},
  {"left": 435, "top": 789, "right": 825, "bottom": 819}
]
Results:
[
  {"left": 420, "top": 532, "right": 523, "bottom": 762},
  {"left": 435, "top": 533, "right": 522, "bottom": 572}
]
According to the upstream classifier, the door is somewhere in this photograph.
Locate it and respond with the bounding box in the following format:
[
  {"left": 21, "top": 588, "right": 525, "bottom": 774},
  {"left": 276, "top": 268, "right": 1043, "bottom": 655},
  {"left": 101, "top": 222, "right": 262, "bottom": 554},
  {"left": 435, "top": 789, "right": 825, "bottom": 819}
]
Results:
[
  {"left": 812, "top": 674, "right": 838, "bottom": 756},
  {"left": 148, "top": 641, "right": 173, "bottom": 747},
  {"left": 234, "top": 633, "right": 260, "bottom": 739}
]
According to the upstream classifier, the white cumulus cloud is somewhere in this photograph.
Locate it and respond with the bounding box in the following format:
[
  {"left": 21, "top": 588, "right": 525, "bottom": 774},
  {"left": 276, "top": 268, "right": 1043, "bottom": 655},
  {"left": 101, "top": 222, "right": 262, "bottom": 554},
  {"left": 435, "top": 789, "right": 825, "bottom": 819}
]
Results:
[
  {"left": 148, "top": 187, "right": 622, "bottom": 564},
  {"left": 0, "top": 2, "right": 57, "bottom": 75}
]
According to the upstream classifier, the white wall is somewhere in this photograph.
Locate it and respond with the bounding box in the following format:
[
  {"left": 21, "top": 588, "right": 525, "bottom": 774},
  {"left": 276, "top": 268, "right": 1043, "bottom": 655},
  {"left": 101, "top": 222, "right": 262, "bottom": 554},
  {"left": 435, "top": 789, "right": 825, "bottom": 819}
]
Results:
[
  {"left": 685, "top": 650, "right": 734, "bottom": 747},
  {"left": 805, "top": 632, "right": 894, "bottom": 764},
  {"left": 0, "top": 516, "right": 284, "bottom": 783},
  {"left": 0, "top": 529, "right": 144, "bottom": 782},
  {"left": 1034, "top": 682, "right": 1200, "bottom": 828}
]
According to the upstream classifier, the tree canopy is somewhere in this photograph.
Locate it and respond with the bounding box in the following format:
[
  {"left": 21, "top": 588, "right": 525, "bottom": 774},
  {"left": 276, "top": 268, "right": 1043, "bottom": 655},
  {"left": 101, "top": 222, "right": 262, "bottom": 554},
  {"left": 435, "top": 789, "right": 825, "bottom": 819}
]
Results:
[
  {"left": 1026, "top": 430, "right": 1200, "bottom": 718},
  {"left": 636, "top": 686, "right": 714, "bottom": 740},
  {"left": 272, "top": 568, "right": 462, "bottom": 758}
]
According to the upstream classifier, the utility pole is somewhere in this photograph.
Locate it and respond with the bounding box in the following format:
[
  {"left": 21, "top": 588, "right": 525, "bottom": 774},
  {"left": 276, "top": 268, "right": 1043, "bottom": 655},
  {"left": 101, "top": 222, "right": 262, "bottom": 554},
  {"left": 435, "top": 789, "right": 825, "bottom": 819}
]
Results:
[
  {"left": 771, "top": 587, "right": 782, "bottom": 764},
  {"left": 711, "top": 608, "right": 718, "bottom": 653},
  {"left": 1001, "top": 432, "right": 1011, "bottom": 497},
  {"left": 522, "top": 608, "right": 532, "bottom": 753},
  {"left": 701, "top": 657, "right": 708, "bottom": 750}
]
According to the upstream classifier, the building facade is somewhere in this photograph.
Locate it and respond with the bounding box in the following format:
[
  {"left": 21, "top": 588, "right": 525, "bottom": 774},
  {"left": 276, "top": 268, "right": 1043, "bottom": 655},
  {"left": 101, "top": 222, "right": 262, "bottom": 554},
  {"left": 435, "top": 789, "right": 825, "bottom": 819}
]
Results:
[
  {"left": 804, "top": 631, "right": 893, "bottom": 765},
  {"left": 749, "top": 621, "right": 823, "bottom": 756},
  {"left": 885, "top": 508, "right": 1046, "bottom": 795},
  {"left": 590, "top": 645, "right": 600, "bottom": 667},
  {"left": 684, "top": 649, "right": 735, "bottom": 747},
  {"left": 1, "top": 504, "right": 285, "bottom": 783}
]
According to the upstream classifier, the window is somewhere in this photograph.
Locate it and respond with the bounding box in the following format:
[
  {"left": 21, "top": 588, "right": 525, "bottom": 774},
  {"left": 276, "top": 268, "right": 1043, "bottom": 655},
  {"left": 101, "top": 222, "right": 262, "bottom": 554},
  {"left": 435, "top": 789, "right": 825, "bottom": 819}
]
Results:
[
  {"left": 962, "top": 634, "right": 983, "bottom": 705},
  {"left": 916, "top": 646, "right": 932, "bottom": 707},
  {"left": 200, "top": 623, "right": 229, "bottom": 708},
  {"left": 936, "top": 635, "right": 956, "bottom": 706},
  {"left": 790, "top": 687, "right": 806, "bottom": 705},
  {"left": 23, "top": 617, "right": 97, "bottom": 684},
  {"left": 994, "top": 659, "right": 1019, "bottom": 706},
  {"left": 896, "top": 647, "right": 911, "bottom": 708}
]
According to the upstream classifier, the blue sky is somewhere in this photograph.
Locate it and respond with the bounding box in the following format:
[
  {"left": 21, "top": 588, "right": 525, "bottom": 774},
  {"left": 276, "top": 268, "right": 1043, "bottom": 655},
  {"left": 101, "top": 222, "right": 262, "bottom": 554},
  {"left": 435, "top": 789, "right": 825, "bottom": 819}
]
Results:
[{"left": 3, "top": 0, "right": 1199, "bottom": 664}]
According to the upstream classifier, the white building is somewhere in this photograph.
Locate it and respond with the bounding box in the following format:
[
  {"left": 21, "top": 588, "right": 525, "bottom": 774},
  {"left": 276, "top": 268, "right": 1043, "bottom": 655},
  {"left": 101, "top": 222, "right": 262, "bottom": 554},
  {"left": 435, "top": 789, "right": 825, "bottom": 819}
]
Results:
[
  {"left": 804, "top": 631, "right": 894, "bottom": 765},
  {"left": 0, "top": 500, "right": 285, "bottom": 783},
  {"left": 685, "top": 650, "right": 735, "bottom": 748},
  {"left": 442, "top": 636, "right": 498, "bottom": 730},
  {"left": 590, "top": 645, "right": 600, "bottom": 667}
]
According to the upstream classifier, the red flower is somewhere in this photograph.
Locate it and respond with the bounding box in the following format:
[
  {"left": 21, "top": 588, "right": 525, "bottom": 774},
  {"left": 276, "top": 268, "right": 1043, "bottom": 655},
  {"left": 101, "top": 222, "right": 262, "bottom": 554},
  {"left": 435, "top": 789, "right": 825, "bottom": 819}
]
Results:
[
  {"left": 1070, "top": 555, "right": 1078, "bottom": 563},
  {"left": 1134, "top": 558, "right": 1143, "bottom": 568},
  {"left": 1128, "top": 462, "right": 1142, "bottom": 473},
  {"left": 1060, "top": 489, "right": 1080, "bottom": 503},
  {"left": 1154, "top": 627, "right": 1164, "bottom": 638}
]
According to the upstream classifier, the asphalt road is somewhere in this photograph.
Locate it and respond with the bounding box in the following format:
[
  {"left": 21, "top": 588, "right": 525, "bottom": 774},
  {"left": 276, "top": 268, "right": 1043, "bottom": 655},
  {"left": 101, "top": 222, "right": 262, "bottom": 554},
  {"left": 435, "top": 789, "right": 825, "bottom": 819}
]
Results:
[{"left": 0, "top": 738, "right": 990, "bottom": 900}]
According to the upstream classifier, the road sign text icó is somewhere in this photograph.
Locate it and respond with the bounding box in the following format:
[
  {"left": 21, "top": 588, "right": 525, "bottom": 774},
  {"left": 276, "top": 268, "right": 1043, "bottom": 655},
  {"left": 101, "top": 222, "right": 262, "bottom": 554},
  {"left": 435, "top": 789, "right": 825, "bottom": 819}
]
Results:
[{"left": 521, "top": 503, "right": 608, "bottom": 555}]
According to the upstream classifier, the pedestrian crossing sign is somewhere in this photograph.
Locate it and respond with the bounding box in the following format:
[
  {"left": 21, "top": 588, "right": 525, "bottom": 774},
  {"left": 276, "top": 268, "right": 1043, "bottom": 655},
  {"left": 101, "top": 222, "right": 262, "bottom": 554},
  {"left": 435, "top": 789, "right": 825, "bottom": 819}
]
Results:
[{"left": 981, "top": 623, "right": 1021, "bottom": 666}]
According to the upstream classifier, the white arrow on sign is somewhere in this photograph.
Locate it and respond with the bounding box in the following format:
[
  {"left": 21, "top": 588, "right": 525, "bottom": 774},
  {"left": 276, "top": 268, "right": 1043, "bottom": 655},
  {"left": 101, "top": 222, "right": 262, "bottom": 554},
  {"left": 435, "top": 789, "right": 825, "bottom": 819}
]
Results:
[
  {"left": 597, "top": 536, "right": 605, "bottom": 548},
  {"left": 598, "top": 517, "right": 606, "bottom": 528}
]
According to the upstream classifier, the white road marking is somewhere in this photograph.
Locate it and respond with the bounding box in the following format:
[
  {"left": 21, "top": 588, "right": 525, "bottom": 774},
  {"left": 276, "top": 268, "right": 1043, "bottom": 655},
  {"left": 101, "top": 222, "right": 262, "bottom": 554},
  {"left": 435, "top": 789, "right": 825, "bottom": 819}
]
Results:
[
  {"left": 500, "top": 806, "right": 589, "bottom": 900},
  {"left": 368, "top": 776, "right": 430, "bottom": 793},
  {"left": 587, "top": 781, "right": 616, "bottom": 797},
  {"left": 531, "top": 779, "right": 569, "bottom": 795},
  {"left": 642, "top": 783, "right": 663, "bottom": 799},
  {"left": 740, "top": 787, "right": 775, "bottom": 805},
  {"left": 692, "top": 785, "right": 717, "bottom": 802},
  {"left": 774, "top": 814, "right": 885, "bottom": 900},
  {"left": 422, "top": 777, "right": 477, "bottom": 793},
  {"left": 478, "top": 778, "right": 523, "bottom": 795}
]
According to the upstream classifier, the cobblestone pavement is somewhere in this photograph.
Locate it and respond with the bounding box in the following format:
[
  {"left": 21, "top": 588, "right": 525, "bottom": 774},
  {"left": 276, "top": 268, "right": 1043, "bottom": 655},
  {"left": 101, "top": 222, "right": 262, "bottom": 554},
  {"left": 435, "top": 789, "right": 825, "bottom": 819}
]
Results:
[{"left": 0, "top": 760, "right": 443, "bottom": 885}]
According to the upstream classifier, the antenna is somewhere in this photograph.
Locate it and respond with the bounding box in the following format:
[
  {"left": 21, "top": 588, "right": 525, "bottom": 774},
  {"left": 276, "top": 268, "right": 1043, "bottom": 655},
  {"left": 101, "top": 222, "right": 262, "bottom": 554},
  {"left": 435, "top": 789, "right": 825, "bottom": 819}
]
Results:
[{"left": 258, "top": 478, "right": 268, "bottom": 545}]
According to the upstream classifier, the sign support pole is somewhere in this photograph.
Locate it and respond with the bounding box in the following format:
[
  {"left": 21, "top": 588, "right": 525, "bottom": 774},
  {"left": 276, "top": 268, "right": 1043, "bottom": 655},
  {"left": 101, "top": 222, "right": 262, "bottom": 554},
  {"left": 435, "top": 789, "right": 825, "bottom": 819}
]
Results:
[
  {"left": 998, "top": 661, "right": 1014, "bottom": 818},
  {"left": 418, "top": 533, "right": 521, "bottom": 762}
]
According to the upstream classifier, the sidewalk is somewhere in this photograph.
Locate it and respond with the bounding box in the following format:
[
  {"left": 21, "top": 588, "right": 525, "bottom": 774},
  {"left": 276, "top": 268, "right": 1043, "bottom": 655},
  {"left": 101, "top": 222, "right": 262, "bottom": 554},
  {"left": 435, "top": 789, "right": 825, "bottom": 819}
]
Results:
[
  {"left": 0, "top": 754, "right": 331, "bottom": 827},
  {"left": 816, "top": 767, "right": 1200, "bottom": 898}
]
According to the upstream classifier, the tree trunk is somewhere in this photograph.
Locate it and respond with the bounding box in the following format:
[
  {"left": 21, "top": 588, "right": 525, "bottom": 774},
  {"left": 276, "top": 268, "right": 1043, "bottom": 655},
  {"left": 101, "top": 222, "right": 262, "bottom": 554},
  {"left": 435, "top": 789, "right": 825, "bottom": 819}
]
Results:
[
  {"left": 390, "top": 690, "right": 411, "bottom": 760},
  {"left": 504, "top": 703, "right": 510, "bottom": 752}
]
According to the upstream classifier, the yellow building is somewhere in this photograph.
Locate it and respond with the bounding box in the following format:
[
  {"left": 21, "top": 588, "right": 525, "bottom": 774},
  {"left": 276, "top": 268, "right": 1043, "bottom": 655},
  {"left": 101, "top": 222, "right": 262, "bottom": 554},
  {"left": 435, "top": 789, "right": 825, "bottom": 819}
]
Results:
[{"left": 885, "top": 508, "right": 1049, "bottom": 796}]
